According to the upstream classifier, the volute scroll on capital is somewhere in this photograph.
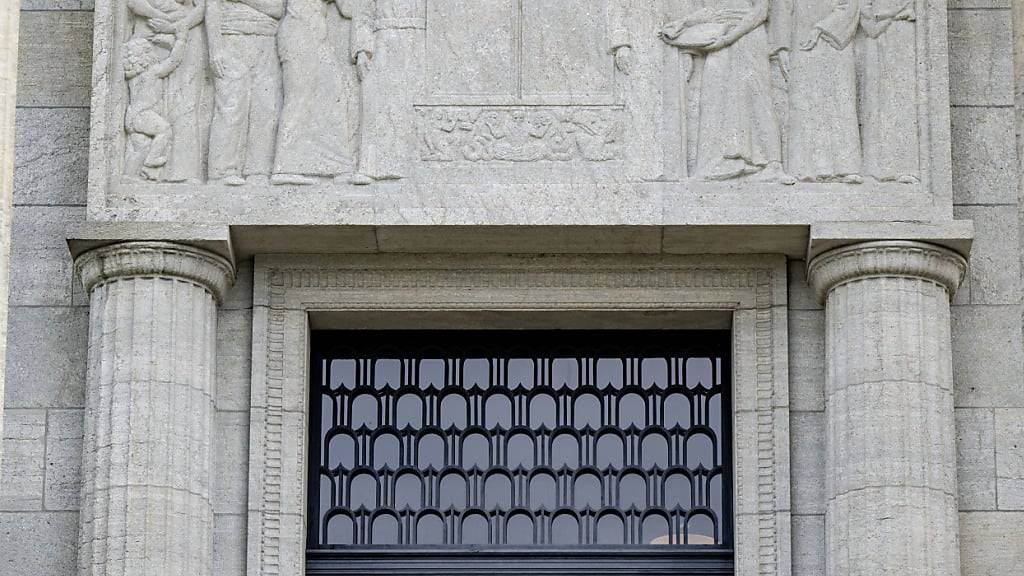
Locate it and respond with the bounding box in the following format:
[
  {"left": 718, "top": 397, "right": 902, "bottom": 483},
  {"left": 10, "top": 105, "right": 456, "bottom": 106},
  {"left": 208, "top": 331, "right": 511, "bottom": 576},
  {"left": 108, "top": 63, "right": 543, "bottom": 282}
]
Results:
[
  {"left": 74, "top": 241, "right": 236, "bottom": 302},
  {"left": 806, "top": 241, "right": 969, "bottom": 304}
]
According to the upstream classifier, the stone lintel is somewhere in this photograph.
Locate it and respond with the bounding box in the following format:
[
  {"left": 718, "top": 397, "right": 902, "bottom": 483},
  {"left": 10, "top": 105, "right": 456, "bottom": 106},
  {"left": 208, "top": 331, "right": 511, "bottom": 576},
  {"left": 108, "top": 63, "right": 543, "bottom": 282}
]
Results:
[
  {"left": 230, "top": 224, "right": 811, "bottom": 258},
  {"left": 74, "top": 240, "right": 236, "bottom": 303}
]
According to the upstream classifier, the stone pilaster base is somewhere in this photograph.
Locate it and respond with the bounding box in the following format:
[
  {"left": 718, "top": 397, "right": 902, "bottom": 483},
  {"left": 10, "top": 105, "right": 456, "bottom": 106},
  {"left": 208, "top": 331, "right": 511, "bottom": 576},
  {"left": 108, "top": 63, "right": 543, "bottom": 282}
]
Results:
[{"left": 74, "top": 242, "right": 234, "bottom": 576}]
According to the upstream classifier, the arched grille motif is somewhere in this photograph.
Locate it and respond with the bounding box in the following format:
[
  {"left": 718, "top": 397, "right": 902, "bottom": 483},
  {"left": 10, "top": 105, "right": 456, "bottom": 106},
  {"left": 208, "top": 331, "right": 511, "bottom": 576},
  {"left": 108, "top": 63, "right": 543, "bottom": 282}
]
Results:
[{"left": 308, "top": 331, "right": 732, "bottom": 551}]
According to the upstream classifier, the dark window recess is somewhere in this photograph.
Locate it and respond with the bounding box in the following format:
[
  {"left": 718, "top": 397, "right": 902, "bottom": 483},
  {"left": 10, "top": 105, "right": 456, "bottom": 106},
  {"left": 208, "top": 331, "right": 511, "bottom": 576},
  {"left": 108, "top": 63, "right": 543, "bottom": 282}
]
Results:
[{"left": 308, "top": 331, "right": 733, "bottom": 574}]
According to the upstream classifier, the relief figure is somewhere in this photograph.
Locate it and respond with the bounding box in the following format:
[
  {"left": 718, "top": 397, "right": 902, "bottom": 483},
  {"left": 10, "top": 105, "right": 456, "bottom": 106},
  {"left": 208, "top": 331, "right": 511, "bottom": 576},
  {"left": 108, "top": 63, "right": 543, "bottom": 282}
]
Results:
[
  {"left": 662, "top": 0, "right": 792, "bottom": 183},
  {"left": 780, "top": 0, "right": 863, "bottom": 183},
  {"left": 351, "top": 0, "right": 423, "bottom": 185},
  {"left": 151, "top": 0, "right": 207, "bottom": 183},
  {"left": 272, "top": 0, "right": 361, "bottom": 185},
  {"left": 857, "top": 0, "right": 919, "bottom": 184},
  {"left": 124, "top": 0, "right": 206, "bottom": 182},
  {"left": 206, "top": 0, "right": 284, "bottom": 185},
  {"left": 123, "top": 31, "right": 189, "bottom": 179}
]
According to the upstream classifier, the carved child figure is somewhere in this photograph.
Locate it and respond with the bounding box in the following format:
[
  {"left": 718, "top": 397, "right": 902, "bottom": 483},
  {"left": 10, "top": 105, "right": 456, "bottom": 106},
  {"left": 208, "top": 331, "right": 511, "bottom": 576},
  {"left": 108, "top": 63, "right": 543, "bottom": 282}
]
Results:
[{"left": 123, "top": 31, "right": 188, "bottom": 179}]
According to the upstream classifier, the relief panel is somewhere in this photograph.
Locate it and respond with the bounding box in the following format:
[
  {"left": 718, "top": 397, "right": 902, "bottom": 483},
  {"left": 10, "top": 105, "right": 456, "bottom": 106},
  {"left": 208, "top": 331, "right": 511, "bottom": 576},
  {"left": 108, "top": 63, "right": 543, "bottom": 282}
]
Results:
[{"left": 86, "top": 0, "right": 955, "bottom": 223}]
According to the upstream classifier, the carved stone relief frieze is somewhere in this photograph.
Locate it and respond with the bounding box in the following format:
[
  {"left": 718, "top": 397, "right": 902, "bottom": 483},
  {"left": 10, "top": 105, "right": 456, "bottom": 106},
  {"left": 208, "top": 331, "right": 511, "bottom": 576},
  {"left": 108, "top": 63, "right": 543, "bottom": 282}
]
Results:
[
  {"left": 92, "top": 0, "right": 946, "bottom": 205},
  {"left": 660, "top": 0, "right": 921, "bottom": 185}
]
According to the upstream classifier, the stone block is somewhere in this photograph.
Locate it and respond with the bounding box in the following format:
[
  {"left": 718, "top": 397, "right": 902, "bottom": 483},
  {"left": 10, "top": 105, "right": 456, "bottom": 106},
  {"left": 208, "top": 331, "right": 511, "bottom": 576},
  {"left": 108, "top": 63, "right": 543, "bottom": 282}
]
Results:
[
  {"left": 14, "top": 107, "right": 89, "bottom": 206},
  {"left": 947, "top": 10, "right": 1015, "bottom": 106},
  {"left": 0, "top": 511, "right": 79, "bottom": 576},
  {"left": 951, "top": 107, "right": 1017, "bottom": 205},
  {"left": 952, "top": 305, "right": 1024, "bottom": 408},
  {"left": 791, "top": 514, "right": 825, "bottom": 576},
  {"left": 16, "top": 10, "right": 93, "bottom": 107},
  {"left": 223, "top": 258, "right": 254, "bottom": 311},
  {"left": 787, "top": 261, "right": 822, "bottom": 311},
  {"left": 0, "top": 410, "right": 46, "bottom": 511},
  {"left": 9, "top": 206, "right": 84, "bottom": 306},
  {"left": 956, "top": 408, "right": 997, "bottom": 510},
  {"left": 790, "top": 412, "right": 825, "bottom": 515},
  {"left": 954, "top": 206, "right": 1021, "bottom": 305},
  {"left": 216, "top": 308, "right": 253, "bottom": 412},
  {"left": 995, "top": 408, "right": 1024, "bottom": 510},
  {"left": 788, "top": 310, "right": 825, "bottom": 412},
  {"left": 44, "top": 409, "right": 83, "bottom": 511},
  {"left": 376, "top": 226, "right": 663, "bottom": 254},
  {"left": 959, "top": 512, "right": 1024, "bottom": 575},
  {"left": 4, "top": 305, "right": 88, "bottom": 408},
  {"left": 214, "top": 514, "right": 247, "bottom": 576},
  {"left": 213, "top": 411, "right": 250, "bottom": 515}
]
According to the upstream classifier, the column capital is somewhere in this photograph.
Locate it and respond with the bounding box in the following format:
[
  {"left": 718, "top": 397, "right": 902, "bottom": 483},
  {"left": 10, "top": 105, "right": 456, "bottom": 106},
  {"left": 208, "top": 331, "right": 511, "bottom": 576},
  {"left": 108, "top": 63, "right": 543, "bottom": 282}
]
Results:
[
  {"left": 807, "top": 240, "right": 968, "bottom": 303},
  {"left": 75, "top": 241, "right": 236, "bottom": 302}
]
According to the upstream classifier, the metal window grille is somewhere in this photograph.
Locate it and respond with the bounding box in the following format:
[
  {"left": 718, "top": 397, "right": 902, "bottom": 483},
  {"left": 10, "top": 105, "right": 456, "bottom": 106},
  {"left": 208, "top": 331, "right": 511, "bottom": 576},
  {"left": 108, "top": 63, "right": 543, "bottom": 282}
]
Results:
[{"left": 308, "top": 330, "right": 733, "bottom": 574}]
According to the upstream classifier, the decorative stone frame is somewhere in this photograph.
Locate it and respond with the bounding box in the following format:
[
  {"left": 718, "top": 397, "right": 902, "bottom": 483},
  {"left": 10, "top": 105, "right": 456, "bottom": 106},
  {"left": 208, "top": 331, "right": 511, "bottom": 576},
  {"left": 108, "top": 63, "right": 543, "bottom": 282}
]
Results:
[{"left": 245, "top": 254, "right": 792, "bottom": 576}]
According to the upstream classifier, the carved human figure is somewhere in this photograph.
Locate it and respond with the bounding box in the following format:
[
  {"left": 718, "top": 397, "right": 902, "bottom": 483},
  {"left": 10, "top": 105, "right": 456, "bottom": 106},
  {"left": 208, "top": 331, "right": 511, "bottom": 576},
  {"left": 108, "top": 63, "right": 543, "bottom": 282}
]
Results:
[
  {"left": 662, "top": 0, "right": 792, "bottom": 183},
  {"left": 123, "top": 32, "right": 189, "bottom": 179},
  {"left": 272, "top": 0, "right": 363, "bottom": 185},
  {"left": 349, "top": 0, "right": 422, "bottom": 185},
  {"left": 857, "top": 0, "right": 919, "bottom": 184},
  {"left": 777, "top": 0, "right": 864, "bottom": 183},
  {"left": 206, "top": 0, "right": 284, "bottom": 185},
  {"left": 146, "top": 0, "right": 207, "bottom": 183}
]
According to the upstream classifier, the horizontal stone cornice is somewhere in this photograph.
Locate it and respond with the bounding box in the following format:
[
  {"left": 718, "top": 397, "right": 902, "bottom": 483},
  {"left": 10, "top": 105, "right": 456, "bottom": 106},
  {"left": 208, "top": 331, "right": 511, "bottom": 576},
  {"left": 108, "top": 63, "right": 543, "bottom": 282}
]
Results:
[
  {"left": 807, "top": 241, "right": 967, "bottom": 303},
  {"left": 75, "top": 241, "right": 235, "bottom": 302}
]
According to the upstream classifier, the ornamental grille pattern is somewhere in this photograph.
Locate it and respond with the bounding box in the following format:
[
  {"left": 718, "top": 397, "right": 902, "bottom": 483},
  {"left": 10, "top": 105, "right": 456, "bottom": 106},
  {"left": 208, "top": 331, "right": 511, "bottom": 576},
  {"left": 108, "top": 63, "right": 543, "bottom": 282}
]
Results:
[{"left": 309, "top": 331, "right": 732, "bottom": 549}]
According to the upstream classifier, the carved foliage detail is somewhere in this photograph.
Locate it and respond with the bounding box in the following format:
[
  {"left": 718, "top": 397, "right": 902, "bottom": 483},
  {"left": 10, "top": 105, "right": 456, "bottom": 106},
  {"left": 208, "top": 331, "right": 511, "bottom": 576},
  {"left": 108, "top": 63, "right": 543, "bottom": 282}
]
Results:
[{"left": 417, "top": 106, "right": 624, "bottom": 163}]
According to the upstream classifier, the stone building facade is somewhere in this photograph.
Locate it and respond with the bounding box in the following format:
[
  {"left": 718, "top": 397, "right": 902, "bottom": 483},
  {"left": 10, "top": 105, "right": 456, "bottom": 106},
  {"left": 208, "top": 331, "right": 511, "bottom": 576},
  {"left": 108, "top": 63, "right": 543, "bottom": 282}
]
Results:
[{"left": 0, "top": 1, "right": 1023, "bottom": 575}]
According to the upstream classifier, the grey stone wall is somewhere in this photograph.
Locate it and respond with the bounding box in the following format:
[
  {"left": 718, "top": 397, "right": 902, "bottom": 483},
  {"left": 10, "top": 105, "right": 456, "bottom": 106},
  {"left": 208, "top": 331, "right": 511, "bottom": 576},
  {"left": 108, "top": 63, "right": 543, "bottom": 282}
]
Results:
[
  {"left": 0, "top": 7, "right": 253, "bottom": 574},
  {"left": 1, "top": 2, "right": 90, "bottom": 574},
  {"left": 1, "top": 4, "right": 1022, "bottom": 576},
  {"left": 787, "top": 2, "right": 1024, "bottom": 573},
  {"left": 949, "top": 0, "right": 1024, "bottom": 573}
]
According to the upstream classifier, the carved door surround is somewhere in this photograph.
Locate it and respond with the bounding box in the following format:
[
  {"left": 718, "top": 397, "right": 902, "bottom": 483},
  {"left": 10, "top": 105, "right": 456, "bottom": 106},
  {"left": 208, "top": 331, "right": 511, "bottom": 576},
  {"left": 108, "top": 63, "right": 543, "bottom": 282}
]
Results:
[{"left": 245, "top": 253, "right": 792, "bottom": 576}]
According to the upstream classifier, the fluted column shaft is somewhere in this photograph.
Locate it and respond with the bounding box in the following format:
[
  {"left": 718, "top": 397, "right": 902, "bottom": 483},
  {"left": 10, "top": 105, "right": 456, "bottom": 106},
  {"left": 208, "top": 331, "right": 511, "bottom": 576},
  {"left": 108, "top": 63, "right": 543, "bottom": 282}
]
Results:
[
  {"left": 74, "top": 242, "right": 234, "bottom": 576},
  {"left": 808, "top": 241, "right": 967, "bottom": 576}
]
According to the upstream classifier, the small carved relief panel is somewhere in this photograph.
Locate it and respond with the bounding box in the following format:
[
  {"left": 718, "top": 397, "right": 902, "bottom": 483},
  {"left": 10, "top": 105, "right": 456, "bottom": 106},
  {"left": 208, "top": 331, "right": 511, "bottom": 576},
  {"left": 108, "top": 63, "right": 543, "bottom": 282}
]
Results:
[
  {"left": 89, "top": 0, "right": 951, "bottom": 216},
  {"left": 416, "top": 106, "right": 624, "bottom": 163}
]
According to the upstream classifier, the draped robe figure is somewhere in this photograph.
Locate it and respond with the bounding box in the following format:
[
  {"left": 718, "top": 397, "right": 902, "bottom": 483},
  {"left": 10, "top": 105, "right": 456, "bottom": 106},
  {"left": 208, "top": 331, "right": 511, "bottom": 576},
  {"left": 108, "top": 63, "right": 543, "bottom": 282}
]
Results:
[
  {"left": 350, "top": 0, "right": 423, "bottom": 184},
  {"left": 857, "top": 0, "right": 920, "bottom": 183},
  {"left": 272, "top": 0, "right": 358, "bottom": 184},
  {"left": 781, "top": 0, "right": 863, "bottom": 183},
  {"left": 662, "top": 0, "right": 791, "bottom": 183}
]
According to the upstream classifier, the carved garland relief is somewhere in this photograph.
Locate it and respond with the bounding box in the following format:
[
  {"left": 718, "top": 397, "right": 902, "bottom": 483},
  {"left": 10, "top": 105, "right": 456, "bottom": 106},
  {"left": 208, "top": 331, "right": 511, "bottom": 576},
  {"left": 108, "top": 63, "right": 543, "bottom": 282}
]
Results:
[{"left": 115, "top": 0, "right": 923, "bottom": 187}]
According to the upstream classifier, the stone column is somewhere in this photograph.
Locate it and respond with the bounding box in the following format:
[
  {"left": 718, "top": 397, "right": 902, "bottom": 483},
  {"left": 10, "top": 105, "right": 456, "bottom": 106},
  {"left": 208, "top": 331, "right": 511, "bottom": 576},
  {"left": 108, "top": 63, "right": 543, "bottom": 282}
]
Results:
[
  {"left": 807, "top": 241, "right": 967, "bottom": 576},
  {"left": 0, "top": 0, "right": 21, "bottom": 468},
  {"left": 74, "top": 242, "right": 234, "bottom": 576}
]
